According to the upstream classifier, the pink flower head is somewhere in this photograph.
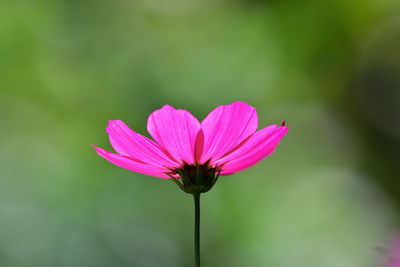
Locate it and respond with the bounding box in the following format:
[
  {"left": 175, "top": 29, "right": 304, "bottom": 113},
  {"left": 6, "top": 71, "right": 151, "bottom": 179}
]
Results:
[{"left": 93, "top": 101, "right": 288, "bottom": 192}]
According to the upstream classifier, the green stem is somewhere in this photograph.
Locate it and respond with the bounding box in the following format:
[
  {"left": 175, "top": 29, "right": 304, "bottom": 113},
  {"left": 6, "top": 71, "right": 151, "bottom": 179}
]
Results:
[{"left": 193, "top": 192, "right": 200, "bottom": 267}]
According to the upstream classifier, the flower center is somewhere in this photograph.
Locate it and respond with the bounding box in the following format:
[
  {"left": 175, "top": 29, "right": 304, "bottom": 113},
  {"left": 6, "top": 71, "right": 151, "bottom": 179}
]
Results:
[{"left": 166, "top": 162, "right": 221, "bottom": 194}]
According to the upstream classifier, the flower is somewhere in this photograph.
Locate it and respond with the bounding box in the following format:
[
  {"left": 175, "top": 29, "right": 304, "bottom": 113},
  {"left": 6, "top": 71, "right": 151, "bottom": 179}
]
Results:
[{"left": 93, "top": 101, "right": 289, "bottom": 192}]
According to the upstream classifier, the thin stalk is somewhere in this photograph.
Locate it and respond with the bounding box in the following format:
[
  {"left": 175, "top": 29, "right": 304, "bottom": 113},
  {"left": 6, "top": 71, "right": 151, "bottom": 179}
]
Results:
[{"left": 193, "top": 192, "right": 200, "bottom": 267}]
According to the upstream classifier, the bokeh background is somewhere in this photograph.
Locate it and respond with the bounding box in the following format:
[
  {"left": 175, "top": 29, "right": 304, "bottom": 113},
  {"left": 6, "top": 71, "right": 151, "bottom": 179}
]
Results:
[{"left": 1, "top": 0, "right": 400, "bottom": 266}]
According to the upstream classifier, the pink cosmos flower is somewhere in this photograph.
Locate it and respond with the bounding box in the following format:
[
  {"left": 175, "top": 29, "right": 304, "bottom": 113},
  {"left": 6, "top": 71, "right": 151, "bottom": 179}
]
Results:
[
  {"left": 93, "top": 101, "right": 288, "bottom": 185},
  {"left": 93, "top": 101, "right": 288, "bottom": 266}
]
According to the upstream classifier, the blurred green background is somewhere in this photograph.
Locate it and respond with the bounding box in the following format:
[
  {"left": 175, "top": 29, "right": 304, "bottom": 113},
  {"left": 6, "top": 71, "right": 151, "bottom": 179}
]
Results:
[{"left": 1, "top": 0, "right": 400, "bottom": 266}]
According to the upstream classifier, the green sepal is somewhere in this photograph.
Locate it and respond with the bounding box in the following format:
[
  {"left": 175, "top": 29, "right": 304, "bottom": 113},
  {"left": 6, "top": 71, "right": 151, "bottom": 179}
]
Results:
[{"left": 166, "top": 163, "right": 221, "bottom": 195}]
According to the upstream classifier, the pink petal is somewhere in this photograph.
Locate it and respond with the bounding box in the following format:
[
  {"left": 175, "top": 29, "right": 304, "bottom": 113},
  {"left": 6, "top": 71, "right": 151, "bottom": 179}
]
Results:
[
  {"left": 92, "top": 145, "right": 170, "bottom": 178},
  {"left": 218, "top": 125, "right": 289, "bottom": 175},
  {"left": 199, "top": 101, "right": 258, "bottom": 164},
  {"left": 106, "top": 120, "right": 179, "bottom": 169},
  {"left": 147, "top": 105, "right": 201, "bottom": 165},
  {"left": 214, "top": 124, "right": 278, "bottom": 164},
  {"left": 194, "top": 129, "right": 204, "bottom": 162}
]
